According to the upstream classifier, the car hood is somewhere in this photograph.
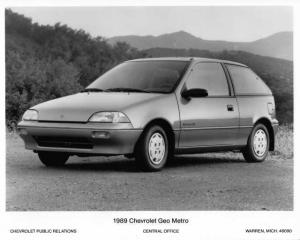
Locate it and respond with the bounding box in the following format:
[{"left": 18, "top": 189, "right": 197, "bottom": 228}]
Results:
[{"left": 34, "top": 92, "right": 161, "bottom": 122}]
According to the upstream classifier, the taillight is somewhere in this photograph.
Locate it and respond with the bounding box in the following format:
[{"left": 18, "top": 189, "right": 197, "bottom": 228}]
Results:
[{"left": 267, "top": 103, "right": 276, "bottom": 118}]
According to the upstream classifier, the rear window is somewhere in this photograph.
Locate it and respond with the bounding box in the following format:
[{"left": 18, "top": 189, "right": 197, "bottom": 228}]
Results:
[{"left": 226, "top": 64, "right": 271, "bottom": 95}]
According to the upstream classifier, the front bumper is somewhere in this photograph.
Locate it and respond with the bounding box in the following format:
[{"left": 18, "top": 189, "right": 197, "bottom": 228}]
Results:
[{"left": 17, "top": 121, "right": 143, "bottom": 155}]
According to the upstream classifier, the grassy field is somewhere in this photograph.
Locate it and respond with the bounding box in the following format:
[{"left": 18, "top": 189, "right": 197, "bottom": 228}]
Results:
[{"left": 271, "top": 125, "right": 293, "bottom": 159}]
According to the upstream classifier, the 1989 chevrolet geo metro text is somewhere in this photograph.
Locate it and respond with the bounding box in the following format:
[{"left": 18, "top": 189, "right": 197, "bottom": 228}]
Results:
[{"left": 17, "top": 57, "right": 279, "bottom": 171}]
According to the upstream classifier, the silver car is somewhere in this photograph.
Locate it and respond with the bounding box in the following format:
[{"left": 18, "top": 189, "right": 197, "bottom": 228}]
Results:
[{"left": 17, "top": 57, "right": 278, "bottom": 171}]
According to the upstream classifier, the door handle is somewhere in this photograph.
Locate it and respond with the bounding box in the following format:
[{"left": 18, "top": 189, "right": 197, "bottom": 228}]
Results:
[{"left": 227, "top": 104, "right": 234, "bottom": 111}]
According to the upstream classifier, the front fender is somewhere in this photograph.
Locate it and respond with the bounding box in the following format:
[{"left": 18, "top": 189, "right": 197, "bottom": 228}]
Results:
[{"left": 123, "top": 93, "right": 180, "bottom": 130}]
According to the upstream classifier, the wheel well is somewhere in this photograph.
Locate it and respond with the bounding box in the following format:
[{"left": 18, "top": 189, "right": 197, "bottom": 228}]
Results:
[
  {"left": 254, "top": 118, "right": 275, "bottom": 151},
  {"left": 134, "top": 119, "right": 175, "bottom": 154}
]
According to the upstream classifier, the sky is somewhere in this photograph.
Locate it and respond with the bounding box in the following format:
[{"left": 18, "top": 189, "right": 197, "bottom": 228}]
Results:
[{"left": 10, "top": 6, "right": 293, "bottom": 42}]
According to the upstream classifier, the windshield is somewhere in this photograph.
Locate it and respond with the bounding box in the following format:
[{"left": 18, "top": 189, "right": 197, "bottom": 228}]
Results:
[{"left": 87, "top": 60, "right": 189, "bottom": 93}]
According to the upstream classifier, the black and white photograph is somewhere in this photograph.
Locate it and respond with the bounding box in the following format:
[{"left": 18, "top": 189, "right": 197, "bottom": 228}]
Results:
[{"left": 1, "top": 1, "right": 299, "bottom": 240}]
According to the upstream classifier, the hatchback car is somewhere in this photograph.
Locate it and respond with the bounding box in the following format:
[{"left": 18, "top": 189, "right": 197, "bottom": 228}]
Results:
[{"left": 18, "top": 57, "right": 278, "bottom": 171}]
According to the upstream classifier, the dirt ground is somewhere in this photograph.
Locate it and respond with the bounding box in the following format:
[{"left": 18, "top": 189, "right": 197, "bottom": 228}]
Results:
[{"left": 6, "top": 132, "right": 293, "bottom": 211}]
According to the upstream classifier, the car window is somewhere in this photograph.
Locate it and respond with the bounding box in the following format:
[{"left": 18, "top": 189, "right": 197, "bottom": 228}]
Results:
[
  {"left": 87, "top": 61, "right": 189, "bottom": 93},
  {"left": 226, "top": 64, "right": 271, "bottom": 95},
  {"left": 185, "top": 62, "right": 229, "bottom": 96}
]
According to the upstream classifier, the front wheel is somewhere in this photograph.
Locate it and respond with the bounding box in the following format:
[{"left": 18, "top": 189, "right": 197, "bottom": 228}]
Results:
[
  {"left": 38, "top": 151, "right": 69, "bottom": 167},
  {"left": 135, "top": 125, "right": 169, "bottom": 171},
  {"left": 242, "top": 123, "right": 269, "bottom": 162}
]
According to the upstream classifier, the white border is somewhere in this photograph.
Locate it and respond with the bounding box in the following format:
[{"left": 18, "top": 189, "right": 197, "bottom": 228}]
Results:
[{"left": 0, "top": 1, "right": 298, "bottom": 240}]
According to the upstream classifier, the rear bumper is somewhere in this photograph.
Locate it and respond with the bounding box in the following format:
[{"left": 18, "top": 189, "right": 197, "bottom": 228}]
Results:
[
  {"left": 270, "top": 119, "right": 279, "bottom": 151},
  {"left": 17, "top": 121, "right": 143, "bottom": 155},
  {"left": 272, "top": 123, "right": 279, "bottom": 136},
  {"left": 271, "top": 119, "right": 279, "bottom": 135}
]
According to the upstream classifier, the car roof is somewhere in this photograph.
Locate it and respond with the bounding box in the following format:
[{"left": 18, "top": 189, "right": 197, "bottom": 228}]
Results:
[{"left": 129, "top": 57, "right": 247, "bottom": 67}]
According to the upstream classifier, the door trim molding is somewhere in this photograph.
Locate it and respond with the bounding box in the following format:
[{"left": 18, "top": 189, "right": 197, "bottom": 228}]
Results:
[
  {"left": 177, "top": 125, "right": 252, "bottom": 131},
  {"left": 175, "top": 144, "right": 245, "bottom": 154}
]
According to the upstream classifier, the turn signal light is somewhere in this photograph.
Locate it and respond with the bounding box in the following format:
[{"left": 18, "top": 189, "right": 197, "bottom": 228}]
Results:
[{"left": 91, "top": 131, "right": 110, "bottom": 139}]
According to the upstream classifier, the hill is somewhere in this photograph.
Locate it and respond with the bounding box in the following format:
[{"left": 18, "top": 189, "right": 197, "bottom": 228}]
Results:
[
  {"left": 5, "top": 9, "right": 146, "bottom": 126},
  {"left": 108, "top": 31, "right": 293, "bottom": 61}
]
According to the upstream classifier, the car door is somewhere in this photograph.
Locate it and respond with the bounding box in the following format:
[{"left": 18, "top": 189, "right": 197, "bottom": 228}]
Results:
[{"left": 177, "top": 62, "right": 240, "bottom": 148}]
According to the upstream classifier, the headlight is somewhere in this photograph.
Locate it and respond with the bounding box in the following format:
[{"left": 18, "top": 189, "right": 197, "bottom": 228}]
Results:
[
  {"left": 89, "top": 112, "right": 130, "bottom": 123},
  {"left": 22, "top": 109, "right": 38, "bottom": 121}
]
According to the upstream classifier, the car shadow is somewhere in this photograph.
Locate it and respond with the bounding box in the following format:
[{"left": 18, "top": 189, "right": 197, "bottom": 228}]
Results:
[
  {"left": 49, "top": 154, "right": 245, "bottom": 172},
  {"left": 57, "top": 158, "right": 139, "bottom": 172},
  {"left": 167, "top": 155, "right": 245, "bottom": 169}
]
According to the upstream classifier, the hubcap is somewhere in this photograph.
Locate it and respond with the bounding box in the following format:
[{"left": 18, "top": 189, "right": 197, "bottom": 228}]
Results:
[
  {"left": 148, "top": 132, "right": 166, "bottom": 164},
  {"left": 253, "top": 129, "right": 267, "bottom": 157}
]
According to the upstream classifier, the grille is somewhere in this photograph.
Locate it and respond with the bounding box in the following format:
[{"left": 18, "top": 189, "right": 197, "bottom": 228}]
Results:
[{"left": 34, "top": 136, "right": 93, "bottom": 149}]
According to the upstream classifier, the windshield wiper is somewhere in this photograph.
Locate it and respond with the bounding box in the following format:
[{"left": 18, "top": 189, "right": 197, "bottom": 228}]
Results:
[
  {"left": 81, "top": 88, "right": 104, "bottom": 93},
  {"left": 105, "top": 87, "right": 151, "bottom": 93}
]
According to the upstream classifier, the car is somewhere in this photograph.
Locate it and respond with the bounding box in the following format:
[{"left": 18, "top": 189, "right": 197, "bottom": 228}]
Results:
[{"left": 17, "top": 57, "right": 279, "bottom": 171}]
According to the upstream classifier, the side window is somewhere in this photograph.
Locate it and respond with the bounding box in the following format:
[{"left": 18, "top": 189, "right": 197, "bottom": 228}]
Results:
[
  {"left": 226, "top": 64, "right": 271, "bottom": 95},
  {"left": 185, "top": 62, "right": 229, "bottom": 96}
]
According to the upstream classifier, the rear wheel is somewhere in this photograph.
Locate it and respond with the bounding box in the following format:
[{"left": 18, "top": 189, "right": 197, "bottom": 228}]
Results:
[
  {"left": 38, "top": 151, "right": 69, "bottom": 167},
  {"left": 135, "top": 125, "right": 169, "bottom": 171},
  {"left": 242, "top": 123, "right": 269, "bottom": 162}
]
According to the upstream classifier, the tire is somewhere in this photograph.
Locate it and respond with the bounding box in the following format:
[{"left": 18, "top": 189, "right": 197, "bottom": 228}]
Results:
[
  {"left": 135, "top": 125, "right": 169, "bottom": 171},
  {"left": 38, "top": 151, "right": 69, "bottom": 167},
  {"left": 242, "top": 123, "right": 270, "bottom": 162}
]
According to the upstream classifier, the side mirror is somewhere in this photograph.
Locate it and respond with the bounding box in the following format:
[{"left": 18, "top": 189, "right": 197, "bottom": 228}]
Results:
[{"left": 181, "top": 88, "right": 208, "bottom": 99}]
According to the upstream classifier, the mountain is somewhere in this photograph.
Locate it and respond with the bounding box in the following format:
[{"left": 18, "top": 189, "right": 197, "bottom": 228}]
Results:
[{"left": 108, "top": 31, "right": 293, "bottom": 60}]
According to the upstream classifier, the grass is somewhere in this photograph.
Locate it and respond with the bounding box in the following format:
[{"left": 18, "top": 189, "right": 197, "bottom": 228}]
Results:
[{"left": 271, "top": 124, "right": 293, "bottom": 159}]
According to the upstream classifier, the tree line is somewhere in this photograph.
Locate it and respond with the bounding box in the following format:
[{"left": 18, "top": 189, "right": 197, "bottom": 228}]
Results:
[{"left": 5, "top": 9, "right": 146, "bottom": 128}]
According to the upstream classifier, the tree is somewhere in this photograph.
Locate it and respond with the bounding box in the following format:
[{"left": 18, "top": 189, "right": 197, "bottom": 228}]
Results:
[{"left": 5, "top": 9, "right": 148, "bottom": 127}]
